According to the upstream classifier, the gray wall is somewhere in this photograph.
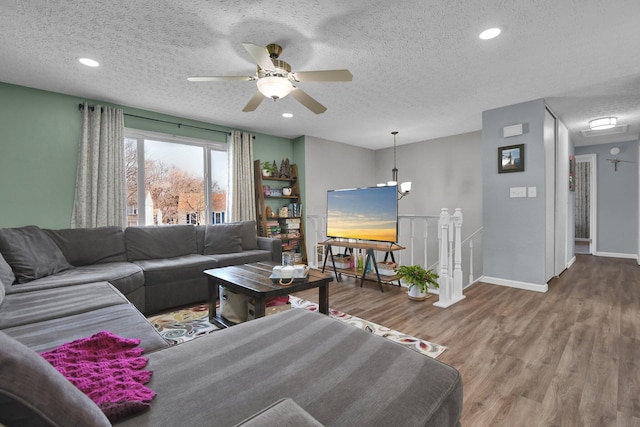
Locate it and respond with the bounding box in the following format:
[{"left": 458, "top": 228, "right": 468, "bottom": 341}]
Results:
[
  {"left": 302, "top": 135, "right": 376, "bottom": 216},
  {"left": 374, "top": 131, "right": 483, "bottom": 234},
  {"left": 575, "top": 140, "right": 638, "bottom": 255},
  {"left": 482, "top": 99, "right": 548, "bottom": 286}
]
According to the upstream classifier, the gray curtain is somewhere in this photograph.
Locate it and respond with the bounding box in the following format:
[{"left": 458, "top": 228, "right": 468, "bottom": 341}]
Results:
[
  {"left": 227, "top": 130, "right": 256, "bottom": 222},
  {"left": 71, "top": 103, "right": 126, "bottom": 228},
  {"left": 575, "top": 161, "right": 590, "bottom": 239}
]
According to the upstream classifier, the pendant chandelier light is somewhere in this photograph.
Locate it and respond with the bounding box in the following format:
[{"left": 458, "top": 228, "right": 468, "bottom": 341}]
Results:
[{"left": 384, "top": 131, "right": 411, "bottom": 199}]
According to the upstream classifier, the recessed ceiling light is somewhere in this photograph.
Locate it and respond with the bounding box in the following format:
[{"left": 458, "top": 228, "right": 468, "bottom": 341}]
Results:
[
  {"left": 78, "top": 58, "right": 100, "bottom": 67},
  {"left": 479, "top": 28, "right": 501, "bottom": 40},
  {"left": 282, "top": 113, "right": 293, "bottom": 118}
]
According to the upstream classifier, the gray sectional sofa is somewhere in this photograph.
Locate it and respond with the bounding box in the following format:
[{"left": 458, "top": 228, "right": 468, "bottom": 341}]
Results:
[
  {"left": 0, "top": 221, "right": 281, "bottom": 315},
  {"left": 0, "top": 222, "right": 463, "bottom": 427}
]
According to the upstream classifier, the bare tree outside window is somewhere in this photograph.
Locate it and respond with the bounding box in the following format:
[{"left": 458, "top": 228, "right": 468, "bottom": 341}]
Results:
[{"left": 124, "top": 135, "right": 227, "bottom": 226}]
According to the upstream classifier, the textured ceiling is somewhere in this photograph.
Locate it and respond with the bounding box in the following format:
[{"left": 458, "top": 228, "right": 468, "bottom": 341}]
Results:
[{"left": 1, "top": 0, "right": 639, "bottom": 149}]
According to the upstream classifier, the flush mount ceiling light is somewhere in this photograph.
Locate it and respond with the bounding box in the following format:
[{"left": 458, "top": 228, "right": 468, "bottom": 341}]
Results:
[
  {"left": 282, "top": 112, "right": 293, "bottom": 118},
  {"left": 78, "top": 57, "right": 99, "bottom": 67},
  {"left": 479, "top": 28, "right": 501, "bottom": 40},
  {"left": 589, "top": 117, "right": 617, "bottom": 130},
  {"left": 256, "top": 76, "right": 294, "bottom": 100}
]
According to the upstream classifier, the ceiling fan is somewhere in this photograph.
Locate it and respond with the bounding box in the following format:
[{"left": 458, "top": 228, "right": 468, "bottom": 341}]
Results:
[{"left": 187, "top": 43, "right": 352, "bottom": 114}]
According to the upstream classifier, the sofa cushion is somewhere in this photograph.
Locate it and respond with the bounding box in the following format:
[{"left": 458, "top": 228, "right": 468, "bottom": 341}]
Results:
[
  {"left": 0, "top": 331, "right": 111, "bottom": 427},
  {"left": 238, "top": 220, "right": 259, "bottom": 250},
  {"left": 2, "top": 303, "right": 168, "bottom": 354},
  {"left": 134, "top": 254, "right": 218, "bottom": 287},
  {"left": 125, "top": 225, "right": 197, "bottom": 261},
  {"left": 203, "top": 223, "right": 243, "bottom": 255},
  {"left": 0, "top": 282, "right": 128, "bottom": 329},
  {"left": 236, "top": 398, "right": 324, "bottom": 427},
  {"left": 0, "top": 252, "right": 16, "bottom": 289},
  {"left": 45, "top": 226, "right": 127, "bottom": 266},
  {"left": 205, "top": 250, "right": 273, "bottom": 267},
  {"left": 0, "top": 225, "right": 72, "bottom": 284},
  {"left": 4, "top": 262, "right": 145, "bottom": 298}
]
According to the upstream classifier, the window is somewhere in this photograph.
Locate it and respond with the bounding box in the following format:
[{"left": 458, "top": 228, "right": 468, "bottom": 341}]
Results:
[{"left": 125, "top": 130, "right": 228, "bottom": 226}]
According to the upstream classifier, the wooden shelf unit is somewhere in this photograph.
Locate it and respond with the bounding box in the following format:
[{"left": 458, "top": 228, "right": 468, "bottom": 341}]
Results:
[
  {"left": 319, "top": 240, "right": 405, "bottom": 292},
  {"left": 254, "top": 159, "right": 307, "bottom": 262}
]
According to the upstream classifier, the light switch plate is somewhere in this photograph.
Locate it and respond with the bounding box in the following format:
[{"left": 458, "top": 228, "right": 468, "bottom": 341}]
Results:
[
  {"left": 527, "top": 186, "right": 537, "bottom": 197},
  {"left": 510, "top": 187, "right": 527, "bottom": 198}
]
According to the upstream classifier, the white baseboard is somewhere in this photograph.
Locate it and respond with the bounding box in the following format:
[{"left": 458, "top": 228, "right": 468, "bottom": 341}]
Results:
[
  {"left": 567, "top": 256, "right": 576, "bottom": 268},
  {"left": 480, "top": 276, "right": 548, "bottom": 293},
  {"left": 595, "top": 251, "right": 638, "bottom": 260}
]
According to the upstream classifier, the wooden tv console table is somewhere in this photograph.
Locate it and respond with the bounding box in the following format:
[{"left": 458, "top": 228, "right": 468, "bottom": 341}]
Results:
[{"left": 320, "top": 240, "right": 405, "bottom": 292}]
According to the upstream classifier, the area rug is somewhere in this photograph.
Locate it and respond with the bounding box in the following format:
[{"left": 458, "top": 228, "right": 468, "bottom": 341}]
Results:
[{"left": 147, "top": 298, "right": 446, "bottom": 359}]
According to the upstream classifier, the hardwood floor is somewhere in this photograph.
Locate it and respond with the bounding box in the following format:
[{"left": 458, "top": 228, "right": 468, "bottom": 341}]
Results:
[{"left": 296, "top": 255, "right": 640, "bottom": 426}]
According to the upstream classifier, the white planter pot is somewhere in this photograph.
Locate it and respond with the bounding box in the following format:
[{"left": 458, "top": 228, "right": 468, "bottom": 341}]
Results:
[{"left": 407, "top": 285, "right": 427, "bottom": 301}]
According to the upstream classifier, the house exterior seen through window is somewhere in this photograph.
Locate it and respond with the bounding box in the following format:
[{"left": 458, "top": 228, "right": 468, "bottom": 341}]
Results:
[{"left": 125, "top": 130, "right": 228, "bottom": 226}]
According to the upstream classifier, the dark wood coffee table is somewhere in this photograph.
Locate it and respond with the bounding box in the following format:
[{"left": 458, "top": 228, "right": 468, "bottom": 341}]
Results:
[{"left": 204, "top": 262, "right": 333, "bottom": 328}]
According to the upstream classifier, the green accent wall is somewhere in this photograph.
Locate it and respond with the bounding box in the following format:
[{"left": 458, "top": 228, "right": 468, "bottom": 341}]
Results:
[{"left": 0, "top": 82, "right": 295, "bottom": 229}]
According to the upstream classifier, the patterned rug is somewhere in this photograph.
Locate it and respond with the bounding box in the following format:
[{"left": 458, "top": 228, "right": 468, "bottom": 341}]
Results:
[{"left": 147, "top": 297, "right": 446, "bottom": 359}]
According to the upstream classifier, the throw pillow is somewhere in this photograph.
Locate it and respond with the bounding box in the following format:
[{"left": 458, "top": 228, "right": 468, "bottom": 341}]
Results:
[
  {"left": 203, "top": 223, "right": 243, "bottom": 254},
  {"left": 238, "top": 220, "right": 259, "bottom": 250},
  {"left": 0, "top": 226, "right": 72, "bottom": 284},
  {"left": 44, "top": 226, "right": 127, "bottom": 266},
  {"left": 125, "top": 225, "right": 197, "bottom": 261},
  {"left": 0, "top": 331, "right": 111, "bottom": 427},
  {"left": 0, "top": 252, "right": 16, "bottom": 288}
]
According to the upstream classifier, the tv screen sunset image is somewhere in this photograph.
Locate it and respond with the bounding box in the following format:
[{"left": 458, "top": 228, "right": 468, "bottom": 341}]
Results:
[{"left": 326, "top": 186, "right": 398, "bottom": 243}]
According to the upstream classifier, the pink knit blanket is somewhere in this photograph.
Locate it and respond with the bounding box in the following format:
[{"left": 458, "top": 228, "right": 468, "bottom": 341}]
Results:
[{"left": 40, "top": 331, "right": 155, "bottom": 422}]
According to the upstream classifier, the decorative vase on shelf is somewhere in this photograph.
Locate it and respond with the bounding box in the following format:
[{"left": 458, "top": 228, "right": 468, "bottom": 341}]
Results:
[{"left": 282, "top": 187, "right": 292, "bottom": 196}]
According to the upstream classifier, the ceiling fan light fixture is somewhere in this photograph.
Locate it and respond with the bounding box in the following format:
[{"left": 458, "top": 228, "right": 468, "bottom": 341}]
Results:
[
  {"left": 257, "top": 76, "right": 293, "bottom": 100},
  {"left": 589, "top": 117, "right": 617, "bottom": 130}
]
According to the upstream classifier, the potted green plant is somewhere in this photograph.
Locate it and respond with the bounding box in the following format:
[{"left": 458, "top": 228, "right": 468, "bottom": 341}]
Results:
[
  {"left": 394, "top": 265, "right": 439, "bottom": 301},
  {"left": 262, "top": 161, "right": 277, "bottom": 177}
]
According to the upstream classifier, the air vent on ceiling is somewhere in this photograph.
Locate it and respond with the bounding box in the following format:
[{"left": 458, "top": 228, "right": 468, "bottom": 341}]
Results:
[{"left": 581, "top": 124, "right": 628, "bottom": 137}]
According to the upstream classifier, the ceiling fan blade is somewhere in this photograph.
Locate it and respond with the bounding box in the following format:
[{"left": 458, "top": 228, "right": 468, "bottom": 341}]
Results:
[
  {"left": 187, "top": 76, "right": 255, "bottom": 82},
  {"left": 242, "top": 43, "right": 275, "bottom": 71},
  {"left": 242, "top": 91, "right": 266, "bottom": 112},
  {"left": 290, "top": 87, "right": 327, "bottom": 114},
  {"left": 291, "top": 69, "right": 353, "bottom": 82}
]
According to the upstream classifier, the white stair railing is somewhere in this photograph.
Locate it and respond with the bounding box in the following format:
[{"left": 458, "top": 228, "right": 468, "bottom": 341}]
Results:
[{"left": 433, "top": 208, "right": 466, "bottom": 308}]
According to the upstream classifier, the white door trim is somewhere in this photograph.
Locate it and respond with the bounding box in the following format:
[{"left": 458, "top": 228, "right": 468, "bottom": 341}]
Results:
[{"left": 575, "top": 154, "right": 597, "bottom": 254}]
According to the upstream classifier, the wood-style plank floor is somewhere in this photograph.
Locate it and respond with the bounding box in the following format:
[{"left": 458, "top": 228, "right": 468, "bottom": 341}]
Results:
[{"left": 296, "top": 255, "right": 640, "bottom": 426}]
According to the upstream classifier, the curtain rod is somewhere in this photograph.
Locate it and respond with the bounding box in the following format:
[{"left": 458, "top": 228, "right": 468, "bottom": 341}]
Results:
[{"left": 77, "top": 103, "right": 248, "bottom": 137}]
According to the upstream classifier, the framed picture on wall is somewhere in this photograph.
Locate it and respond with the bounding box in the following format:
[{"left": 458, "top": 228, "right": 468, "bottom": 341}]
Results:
[{"left": 498, "top": 144, "right": 525, "bottom": 173}]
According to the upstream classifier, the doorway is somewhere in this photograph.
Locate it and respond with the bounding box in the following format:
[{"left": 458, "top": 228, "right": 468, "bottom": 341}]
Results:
[{"left": 575, "top": 154, "right": 597, "bottom": 254}]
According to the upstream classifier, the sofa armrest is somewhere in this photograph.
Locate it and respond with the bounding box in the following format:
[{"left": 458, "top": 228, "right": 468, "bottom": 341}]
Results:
[{"left": 257, "top": 237, "right": 282, "bottom": 263}]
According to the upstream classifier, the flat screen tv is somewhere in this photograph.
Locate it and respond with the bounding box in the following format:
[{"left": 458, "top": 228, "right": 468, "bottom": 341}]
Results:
[{"left": 326, "top": 185, "right": 398, "bottom": 243}]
